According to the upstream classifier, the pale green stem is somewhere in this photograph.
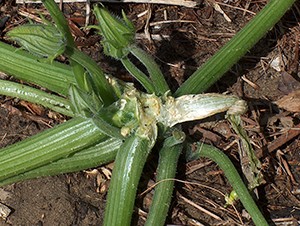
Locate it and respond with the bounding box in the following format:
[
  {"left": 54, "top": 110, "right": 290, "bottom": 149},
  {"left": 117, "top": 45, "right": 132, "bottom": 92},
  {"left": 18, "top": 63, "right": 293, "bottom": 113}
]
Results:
[
  {"left": 145, "top": 130, "right": 184, "bottom": 226},
  {"left": 129, "top": 45, "right": 169, "bottom": 95},
  {"left": 121, "top": 57, "right": 156, "bottom": 93},
  {"left": 0, "top": 79, "right": 73, "bottom": 117}
]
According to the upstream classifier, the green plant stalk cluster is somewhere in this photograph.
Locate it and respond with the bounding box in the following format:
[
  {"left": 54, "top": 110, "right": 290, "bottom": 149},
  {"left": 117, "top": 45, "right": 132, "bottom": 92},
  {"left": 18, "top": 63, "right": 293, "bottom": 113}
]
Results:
[
  {"left": 0, "top": 117, "right": 105, "bottom": 181},
  {"left": 128, "top": 45, "right": 169, "bottom": 95},
  {"left": 93, "top": 6, "right": 170, "bottom": 96},
  {"left": 66, "top": 46, "right": 116, "bottom": 105},
  {"left": 0, "top": 137, "right": 121, "bottom": 187},
  {"left": 0, "top": 1, "right": 296, "bottom": 226},
  {"left": 42, "top": 0, "right": 116, "bottom": 105},
  {"left": 121, "top": 57, "right": 155, "bottom": 93}
]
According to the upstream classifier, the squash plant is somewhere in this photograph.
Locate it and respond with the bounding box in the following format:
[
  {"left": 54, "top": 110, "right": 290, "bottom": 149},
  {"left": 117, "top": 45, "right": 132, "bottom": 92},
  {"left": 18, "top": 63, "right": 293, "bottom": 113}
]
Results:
[{"left": 0, "top": 0, "right": 296, "bottom": 225}]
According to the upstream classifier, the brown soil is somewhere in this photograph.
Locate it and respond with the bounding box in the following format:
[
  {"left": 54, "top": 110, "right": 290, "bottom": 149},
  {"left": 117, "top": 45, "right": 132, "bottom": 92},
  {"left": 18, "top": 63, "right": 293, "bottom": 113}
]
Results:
[{"left": 0, "top": 1, "right": 300, "bottom": 225}]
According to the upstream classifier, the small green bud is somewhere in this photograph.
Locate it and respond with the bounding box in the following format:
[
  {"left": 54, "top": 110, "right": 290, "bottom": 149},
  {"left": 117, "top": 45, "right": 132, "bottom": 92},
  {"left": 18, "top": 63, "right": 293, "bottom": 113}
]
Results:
[
  {"left": 224, "top": 190, "right": 239, "bottom": 207},
  {"left": 7, "top": 24, "right": 66, "bottom": 61},
  {"left": 93, "top": 6, "right": 135, "bottom": 59}
]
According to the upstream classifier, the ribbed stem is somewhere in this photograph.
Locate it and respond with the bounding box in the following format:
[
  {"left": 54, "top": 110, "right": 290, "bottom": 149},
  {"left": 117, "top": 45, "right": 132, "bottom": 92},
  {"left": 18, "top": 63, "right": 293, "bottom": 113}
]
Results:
[
  {"left": 129, "top": 45, "right": 169, "bottom": 95},
  {"left": 66, "top": 47, "right": 116, "bottom": 105},
  {"left": 41, "top": 0, "right": 74, "bottom": 47},
  {"left": 0, "top": 42, "right": 74, "bottom": 95},
  {"left": 145, "top": 130, "right": 184, "bottom": 226},
  {"left": 0, "top": 137, "right": 122, "bottom": 187},
  {"left": 0, "top": 79, "right": 73, "bottom": 116},
  {"left": 103, "top": 135, "right": 152, "bottom": 226},
  {"left": 176, "top": 0, "right": 296, "bottom": 96},
  {"left": 121, "top": 57, "right": 155, "bottom": 94},
  {"left": 186, "top": 143, "right": 268, "bottom": 226},
  {"left": 0, "top": 117, "right": 104, "bottom": 181}
]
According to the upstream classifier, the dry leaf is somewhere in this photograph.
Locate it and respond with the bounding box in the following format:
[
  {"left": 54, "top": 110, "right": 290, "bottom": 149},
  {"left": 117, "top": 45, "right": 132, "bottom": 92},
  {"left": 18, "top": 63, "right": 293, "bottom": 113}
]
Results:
[
  {"left": 278, "top": 72, "right": 300, "bottom": 94},
  {"left": 275, "top": 90, "right": 300, "bottom": 112}
]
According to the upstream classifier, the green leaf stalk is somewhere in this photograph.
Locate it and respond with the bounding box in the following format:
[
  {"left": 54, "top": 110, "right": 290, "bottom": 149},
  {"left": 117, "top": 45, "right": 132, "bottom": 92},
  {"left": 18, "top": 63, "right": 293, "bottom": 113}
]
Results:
[{"left": 175, "top": 0, "right": 296, "bottom": 96}]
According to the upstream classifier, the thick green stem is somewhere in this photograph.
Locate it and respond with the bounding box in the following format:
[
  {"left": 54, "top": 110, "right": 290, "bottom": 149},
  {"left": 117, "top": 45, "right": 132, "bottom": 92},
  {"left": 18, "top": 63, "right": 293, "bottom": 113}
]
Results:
[
  {"left": 0, "top": 117, "right": 105, "bottom": 182},
  {"left": 129, "top": 45, "right": 169, "bottom": 95},
  {"left": 41, "top": 0, "right": 74, "bottom": 47},
  {"left": 175, "top": 0, "right": 296, "bottom": 96},
  {"left": 66, "top": 47, "right": 116, "bottom": 105},
  {"left": 121, "top": 57, "right": 155, "bottom": 94},
  {"left": 103, "top": 135, "right": 153, "bottom": 226},
  {"left": 0, "top": 79, "right": 73, "bottom": 116},
  {"left": 0, "top": 137, "right": 121, "bottom": 187},
  {"left": 186, "top": 143, "right": 268, "bottom": 226},
  {"left": 0, "top": 42, "right": 74, "bottom": 95},
  {"left": 145, "top": 130, "right": 184, "bottom": 226}
]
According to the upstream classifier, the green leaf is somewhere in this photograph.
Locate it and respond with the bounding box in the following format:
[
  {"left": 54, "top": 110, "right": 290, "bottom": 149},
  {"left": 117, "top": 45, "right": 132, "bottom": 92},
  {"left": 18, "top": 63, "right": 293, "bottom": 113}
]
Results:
[{"left": 7, "top": 24, "right": 66, "bottom": 61}]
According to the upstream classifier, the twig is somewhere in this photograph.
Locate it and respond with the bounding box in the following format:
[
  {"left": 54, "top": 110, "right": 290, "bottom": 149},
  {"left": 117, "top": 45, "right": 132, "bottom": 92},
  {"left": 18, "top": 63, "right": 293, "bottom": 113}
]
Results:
[
  {"left": 256, "top": 123, "right": 300, "bottom": 158},
  {"left": 140, "top": 178, "right": 226, "bottom": 197},
  {"left": 241, "top": 75, "right": 260, "bottom": 90},
  {"left": 210, "top": 1, "right": 231, "bottom": 22},
  {"left": 276, "top": 150, "right": 297, "bottom": 184},
  {"left": 16, "top": 0, "right": 198, "bottom": 7},
  {"left": 216, "top": 1, "right": 256, "bottom": 15},
  {"left": 266, "top": 123, "right": 300, "bottom": 154},
  {"left": 18, "top": 9, "right": 43, "bottom": 23},
  {"left": 144, "top": 5, "right": 152, "bottom": 41},
  {"left": 135, "top": 33, "right": 170, "bottom": 41},
  {"left": 149, "top": 19, "right": 196, "bottom": 27},
  {"left": 178, "top": 194, "right": 223, "bottom": 221}
]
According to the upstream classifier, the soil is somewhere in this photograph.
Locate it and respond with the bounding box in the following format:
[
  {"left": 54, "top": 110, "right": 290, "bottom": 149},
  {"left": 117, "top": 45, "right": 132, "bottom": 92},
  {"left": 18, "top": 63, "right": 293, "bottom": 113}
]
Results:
[{"left": 0, "top": 0, "right": 300, "bottom": 225}]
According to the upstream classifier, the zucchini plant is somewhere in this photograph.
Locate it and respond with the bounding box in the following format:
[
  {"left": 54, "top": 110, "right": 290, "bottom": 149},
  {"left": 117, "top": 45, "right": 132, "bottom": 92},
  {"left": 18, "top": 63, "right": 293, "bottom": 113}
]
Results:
[{"left": 0, "top": 0, "right": 296, "bottom": 225}]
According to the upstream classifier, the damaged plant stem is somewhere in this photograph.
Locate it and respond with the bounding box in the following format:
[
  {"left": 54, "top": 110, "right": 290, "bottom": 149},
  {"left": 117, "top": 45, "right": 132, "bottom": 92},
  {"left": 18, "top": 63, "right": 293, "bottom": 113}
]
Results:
[{"left": 0, "top": 0, "right": 295, "bottom": 225}]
